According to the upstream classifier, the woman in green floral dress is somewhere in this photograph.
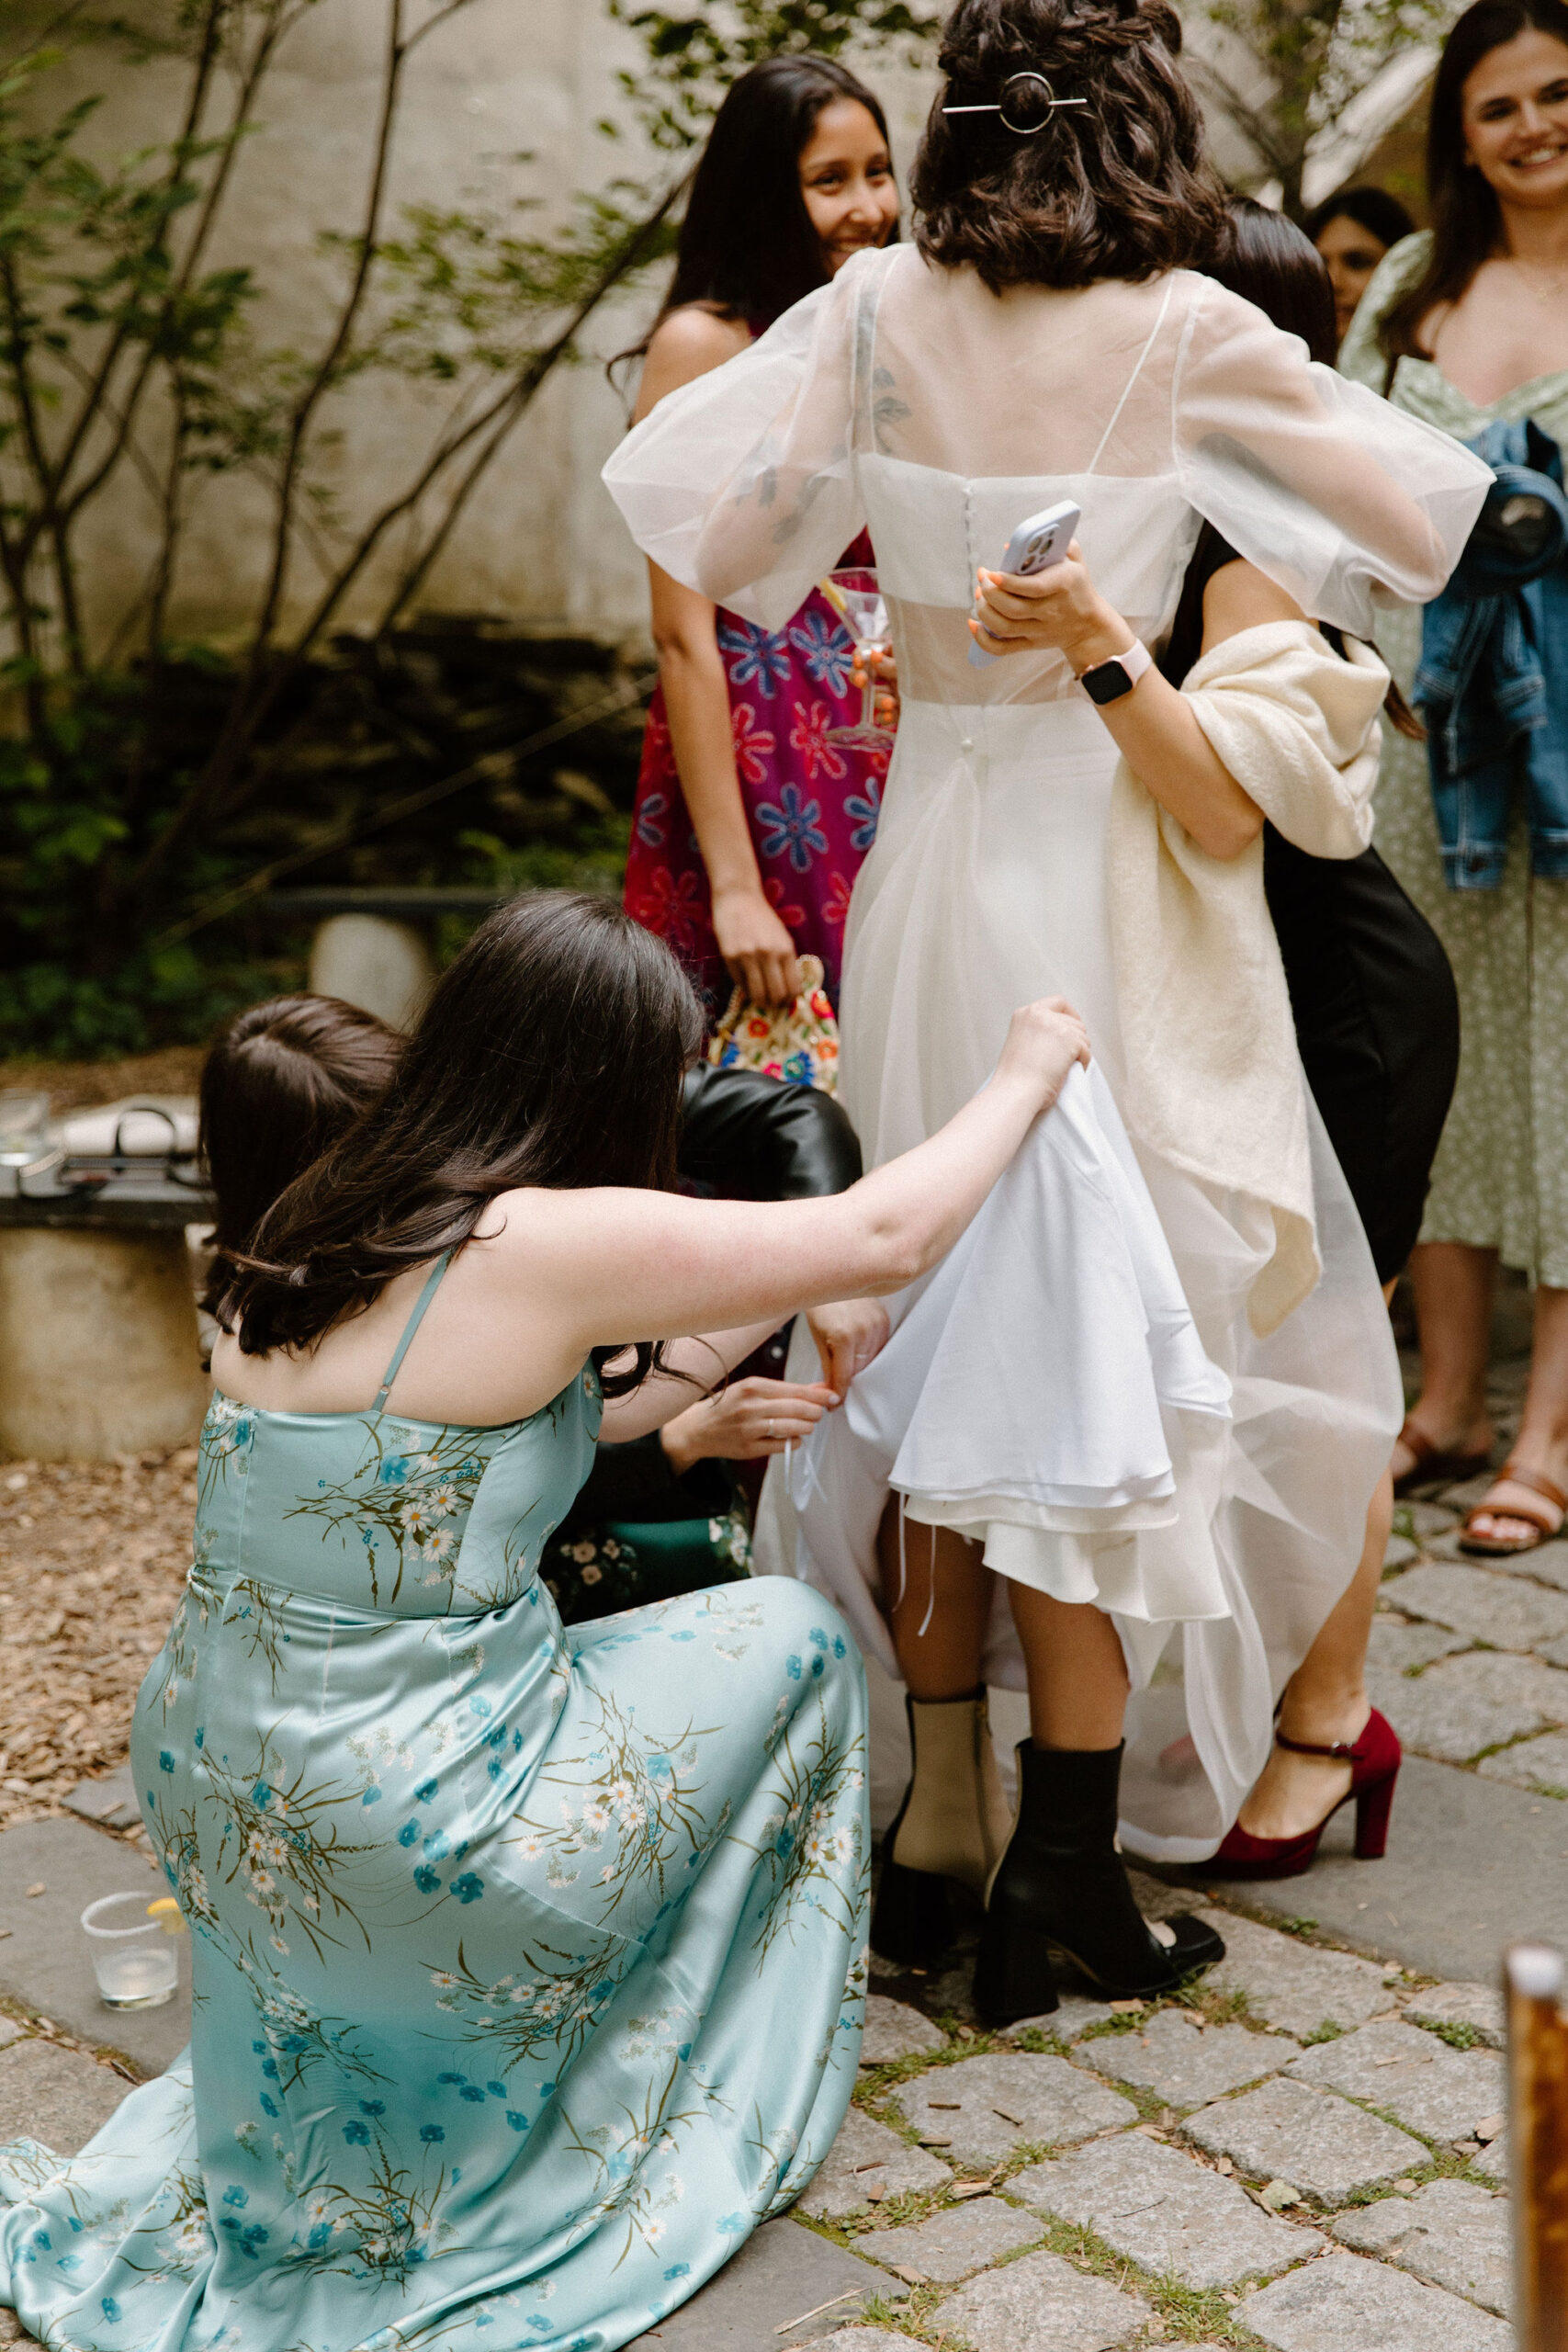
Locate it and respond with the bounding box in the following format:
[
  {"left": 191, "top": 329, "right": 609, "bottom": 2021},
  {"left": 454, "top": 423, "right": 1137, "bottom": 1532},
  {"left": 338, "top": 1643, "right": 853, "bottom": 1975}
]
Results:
[
  {"left": 1339, "top": 0, "right": 1568, "bottom": 1553},
  {"left": 0, "top": 892, "right": 1089, "bottom": 2352}
]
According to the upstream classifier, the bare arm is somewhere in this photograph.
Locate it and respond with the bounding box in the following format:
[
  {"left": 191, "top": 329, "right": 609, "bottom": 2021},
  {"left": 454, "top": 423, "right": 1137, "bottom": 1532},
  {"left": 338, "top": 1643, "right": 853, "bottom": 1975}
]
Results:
[
  {"left": 637, "top": 309, "right": 800, "bottom": 1006},
  {"left": 972, "top": 546, "right": 1314, "bottom": 862},
  {"left": 596, "top": 1319, "right": 786, "bottom": 1442}
]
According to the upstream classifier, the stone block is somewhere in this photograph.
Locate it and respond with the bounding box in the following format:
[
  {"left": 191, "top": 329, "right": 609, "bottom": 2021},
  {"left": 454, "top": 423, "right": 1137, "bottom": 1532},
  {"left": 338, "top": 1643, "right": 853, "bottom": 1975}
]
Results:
[
  {"left": 625, "top": 2216, "right": 903, "bottom": 2349},
  {"left": 62, "top": 1764, "right": 141, "bottom": 1833},
  {"left": 890, "top": 2053, "right": 1134, "bottom": 2169},
  {"left": 859, "top": 1996, "right": 945, "bottom": 2065},
  {"left": 1540, "top": 1635, "right": 1568, "bottom": 1668},
  {"left": 803, "top": 2335, "right": 921, "bottom": 2350},
  {"left": 1075, "top": 2009, "right": 1285, "bottom": 2109},
  {"left": 0, "top": 2039, "right": 130, "bottom": 2155},
  {"left": 1404, "top": 1502, "right": 1459, "bottom": 1538},
  {"left": 308, "top": 912, "right": 432, "bottom": 1030},
  {"left": 1474, "top": 2132, "right": 1508, "bottom": 2183},
  {"left": 1367, "top": 1651, "right": 1568, "bottom": 1762},
  {"left": 1012, "top": 2131, "right": 1321, "bottom": 2289},
  {"left": 1237, "top": 2246, "right": 1512, "bottom": 2352},
  {"left": 0, "top": 1819, "right": 192, "bottom": 2075},
  {"left": 1331, "top": 2178, "right": 1510, "bottom": 2315},
  {"left": 1479, "top": 1537, "right": 1568, "bottom": 1593},
  {"left": 1287, "top": 2018, "right": 1505, "bottom": 2145},
  {"left": 1182, "top": 2076, "right": 1425, "bottom": 2199},
  {"left": 1368, "top": 1616, "right": 1472, "bottom": 1674},
  {"left": 0, "top": 1228, "right": 207, "bottom": 1460},
  {"left": 931, "top": 2249, "right": 1148, "bottom": 2352},
  {"left": 796, "top": 2108, "right": 952, "bottom": 2222},
  {"left": 1477, "top": 1731, "right": 1568, "bottom": 1794},
  {"left": 1382, "top": 1562, "right": 1568, "bottom": 1651},
  {"left": 1196, "top": 1911, "right": 1391, "bottom": 2039},
  {"left": 859, "top": 2197, "right": 1042, "bottom": 2282},
  {"left": 0, "top": 2020, "right": 24, "bottom": 2051},
  {"left": 1000, "top": 1992, "right": 1117, "bottom": 2042},
  {"left": 1404, "top": 1982, "right": 1505, "bottom": 2050},
  {"left": 1384, "top": 1534, "right": 1419, "bottom": 1570}
]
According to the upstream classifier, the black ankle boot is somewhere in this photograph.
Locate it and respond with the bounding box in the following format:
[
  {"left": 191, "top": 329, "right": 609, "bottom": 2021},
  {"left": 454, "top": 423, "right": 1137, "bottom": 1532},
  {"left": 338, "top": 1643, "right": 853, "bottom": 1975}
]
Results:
[
  {"left": 872, "top": 1689, "right": 1013, "bottom": 1967},
  {"left": 973, "top": 1740, "right": 1224, "bottom": 2027}
]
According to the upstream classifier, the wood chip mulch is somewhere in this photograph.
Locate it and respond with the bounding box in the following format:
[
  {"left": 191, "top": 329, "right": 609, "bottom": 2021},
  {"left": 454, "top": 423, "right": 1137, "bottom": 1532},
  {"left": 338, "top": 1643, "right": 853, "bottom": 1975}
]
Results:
[{"left": 0, "top": 1449, "right": 197, "bottom": 1833}]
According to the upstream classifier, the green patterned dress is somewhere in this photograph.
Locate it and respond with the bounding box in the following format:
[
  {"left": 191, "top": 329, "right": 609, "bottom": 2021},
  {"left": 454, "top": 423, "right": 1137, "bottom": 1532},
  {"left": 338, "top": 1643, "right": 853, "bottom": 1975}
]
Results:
[
  {"left": 1341, "top": 233, "right": 1568, "bottom": 1284},
  {"left": 0, "top": 1259, "right": 869, "bottom": 2351}
]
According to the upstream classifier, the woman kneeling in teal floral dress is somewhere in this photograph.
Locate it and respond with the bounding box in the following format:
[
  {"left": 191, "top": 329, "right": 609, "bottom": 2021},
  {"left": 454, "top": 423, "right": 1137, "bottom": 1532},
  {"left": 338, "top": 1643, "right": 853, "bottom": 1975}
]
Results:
[{"left": 0, "top": 892, "right": 1089, "bottom": 2352}]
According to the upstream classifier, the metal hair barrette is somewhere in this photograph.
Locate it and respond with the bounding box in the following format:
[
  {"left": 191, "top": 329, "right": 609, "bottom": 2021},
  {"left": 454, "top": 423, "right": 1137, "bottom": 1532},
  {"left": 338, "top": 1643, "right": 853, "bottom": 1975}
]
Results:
[{"left": 942, "top": 69, "right": 1089, "bottom": 133}]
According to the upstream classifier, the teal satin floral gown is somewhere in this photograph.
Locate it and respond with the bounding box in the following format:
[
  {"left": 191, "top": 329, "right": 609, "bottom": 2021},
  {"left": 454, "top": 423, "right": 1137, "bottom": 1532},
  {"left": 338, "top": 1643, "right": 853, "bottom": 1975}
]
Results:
[{"left": 0, "top": 1260, "right": 869, "bottom": 2351}]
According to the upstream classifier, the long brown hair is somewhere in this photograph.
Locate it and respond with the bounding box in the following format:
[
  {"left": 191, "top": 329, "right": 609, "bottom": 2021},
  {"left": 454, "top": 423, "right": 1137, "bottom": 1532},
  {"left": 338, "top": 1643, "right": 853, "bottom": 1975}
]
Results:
[
  {"left": 198, "top": 995, "right": 400, "bottom": 1316},
  {"left": 219, "top": 894, "right": 704, "bottom": 1391},
  {"left": 911, "top": 0, "right": 1226, "bottom": 293},
  {"left": 1378, "top": 0, "right": 1568, "bottom": 378}
]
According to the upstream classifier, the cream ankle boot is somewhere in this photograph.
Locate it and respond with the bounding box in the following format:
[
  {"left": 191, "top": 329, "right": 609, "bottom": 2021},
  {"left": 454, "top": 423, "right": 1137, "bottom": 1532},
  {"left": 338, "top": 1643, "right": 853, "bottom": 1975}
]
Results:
[{"left": 871, "top": 1688, "right": 1015, "bottom": 1963}]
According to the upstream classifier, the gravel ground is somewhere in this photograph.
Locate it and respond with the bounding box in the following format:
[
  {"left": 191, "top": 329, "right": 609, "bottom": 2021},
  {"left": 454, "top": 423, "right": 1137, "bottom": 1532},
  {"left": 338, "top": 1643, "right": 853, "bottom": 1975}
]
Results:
[{"left": 0, "top": 1450, "right": 197, "bottom": 1834}]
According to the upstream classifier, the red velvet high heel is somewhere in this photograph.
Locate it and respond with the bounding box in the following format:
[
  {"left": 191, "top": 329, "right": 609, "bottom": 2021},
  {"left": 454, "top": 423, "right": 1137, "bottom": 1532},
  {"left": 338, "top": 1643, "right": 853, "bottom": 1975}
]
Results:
[{"left": 1209, "top": 1709, "right": 1401, "bottom": 1880}]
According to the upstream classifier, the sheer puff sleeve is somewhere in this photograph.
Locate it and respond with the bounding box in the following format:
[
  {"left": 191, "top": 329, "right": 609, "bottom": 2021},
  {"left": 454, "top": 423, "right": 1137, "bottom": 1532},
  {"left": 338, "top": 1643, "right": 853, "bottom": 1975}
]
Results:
[
  {"left": 1173, "top": 275, "right": 1490, "bottom": 639},
  {"left": 602, "top": 247, "right": 892, "bottom": 630}
]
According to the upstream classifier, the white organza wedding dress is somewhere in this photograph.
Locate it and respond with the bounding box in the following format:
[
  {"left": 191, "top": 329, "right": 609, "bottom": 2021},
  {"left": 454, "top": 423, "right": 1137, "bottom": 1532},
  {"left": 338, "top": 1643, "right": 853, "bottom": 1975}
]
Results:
[{"left": 605, "top": 244, "right": 1485, "bottom": 1859}]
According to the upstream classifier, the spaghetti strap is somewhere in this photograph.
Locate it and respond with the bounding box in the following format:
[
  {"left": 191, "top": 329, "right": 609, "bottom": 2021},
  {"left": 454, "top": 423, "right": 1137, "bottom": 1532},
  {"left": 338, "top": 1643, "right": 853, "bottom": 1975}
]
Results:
[
  {"left": 1085, "top": 277, "right": 1176, "bottom": 475},
  {"left": 374, "top": 1251, "right": 455, "bottom": 1411}
]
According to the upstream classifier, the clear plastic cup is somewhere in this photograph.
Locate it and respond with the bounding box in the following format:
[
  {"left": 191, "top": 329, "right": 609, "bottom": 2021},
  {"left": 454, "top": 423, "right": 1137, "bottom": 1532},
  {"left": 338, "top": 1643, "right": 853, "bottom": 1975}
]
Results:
[{"left": 81, "top": 1893, "right": 182, "bottom": 2009}]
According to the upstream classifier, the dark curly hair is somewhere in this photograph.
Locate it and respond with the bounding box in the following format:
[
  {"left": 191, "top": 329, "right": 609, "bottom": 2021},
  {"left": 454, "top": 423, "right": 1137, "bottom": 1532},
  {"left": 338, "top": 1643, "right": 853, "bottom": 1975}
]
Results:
[{"left": 912, "top": 0, "right": 1226, "bottom": 291}]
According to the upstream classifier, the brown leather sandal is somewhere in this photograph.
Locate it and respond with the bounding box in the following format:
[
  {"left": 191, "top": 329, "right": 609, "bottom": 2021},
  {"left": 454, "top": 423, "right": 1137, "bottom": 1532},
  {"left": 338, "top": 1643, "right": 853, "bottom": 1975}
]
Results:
[
  {"left": 1392, "top": 1418, "right": 1492, "bottom": 1500},
  {"left": 1459, "top": 1461, "right": 1568, "bottom": 1556}
]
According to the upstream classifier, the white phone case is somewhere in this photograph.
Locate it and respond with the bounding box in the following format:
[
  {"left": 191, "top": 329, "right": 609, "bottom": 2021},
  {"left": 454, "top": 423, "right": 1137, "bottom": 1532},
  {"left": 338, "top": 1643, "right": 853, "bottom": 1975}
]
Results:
[{"left": 968, "top": 499, "right": 1082, "bottom": 670}]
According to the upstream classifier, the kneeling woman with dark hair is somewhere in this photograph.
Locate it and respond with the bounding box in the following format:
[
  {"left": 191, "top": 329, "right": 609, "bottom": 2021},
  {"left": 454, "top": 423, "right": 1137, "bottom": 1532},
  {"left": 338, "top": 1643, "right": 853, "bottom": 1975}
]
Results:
[{"left": 0, "top": 891, "right": 1088, "bottom": 2352}]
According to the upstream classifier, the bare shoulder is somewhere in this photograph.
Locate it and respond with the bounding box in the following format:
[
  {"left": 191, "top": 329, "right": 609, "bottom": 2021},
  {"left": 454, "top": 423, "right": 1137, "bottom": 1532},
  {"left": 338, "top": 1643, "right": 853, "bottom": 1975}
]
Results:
[
  {"left": 1201, "top": 555, "right": 1313, "bottom": 645},
  {"left": 634, "top": 305, "right": 750, "bottom": 421}
]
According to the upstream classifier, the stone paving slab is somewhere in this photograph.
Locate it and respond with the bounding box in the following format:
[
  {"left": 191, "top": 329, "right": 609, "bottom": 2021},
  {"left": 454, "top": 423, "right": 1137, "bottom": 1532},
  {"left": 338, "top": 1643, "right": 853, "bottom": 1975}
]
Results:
[
  {"left": 0, "top": 2021, "right": 24, "bottom": 2052},
  {"left": 1382, "top": 1561, "right": 1568, "bottom": 1651},
  {"left": 801, "top": 2333, "right": 920, "bottom": 2349},
  {"left": 999, "top": 1992, "right": 1117, "bottom": 2042},
  {"left": 62, "top": 1764, "right": 141, "bottom": 1833},
  {"left": 1476, "top": 1536, "right": 1568, "bottom": 1592},
  {"left": 626, "top": 2218, "right": 905, "bottom": 2349},
  {"left": 1475, "top": 2132, "right": 1508, "bottom": 2183},
  {"left": 0, "top": 1819, "right": 190, "bottom": 2074},
  {"left": 1182, "top": 2076, "right": 1426, "bottom": 2199},
  {"left": 890, "top": 2053, "right": 1135, "bottom": 2169},
  {"left": 1368, "top": 1616, "right": 1472, "bottom": 1673},
  {"left": 859, "top": 1996, "right": 946, "bottom": 2066},
  {"left": 1011, "top": 2130, "right": 1321, "bottom": 2289},
  {"left": 1384, "top": 1534, "right": 1419, "bottom": 1570},
  {"left": 858, "top": 2196, "right": 1042, "bottom": 2282},
  {"left": 1195, "top": 1910, "right": 1393, "bottom": 2040},
  {"left": 1368, "top": 1650, "right": 1568, "bottom": 1762},
  {"left": 796, "top": 2108, "right": 953, "bottom": 2222},
  {"left": 1540, "top": 1634, "right": 1568, "bottom": 1668},
  {"left": 1238, "top": 2245, "right": 1513, "bottom": 2351},
  {"left": 930, "top": 2249, "right": 1149, "bottom": 2351},
  {"left": 1404, "top": 1502, "right": 1460, "bottom": 1538},
  {"left": 0, "top": 2038, "right": 131, "bottom": 2155},
  {"left": 1286, "top": 2018, "right": 1506, "bottom": 2146},
  {"left": 1476, "top": 1728, "right": 1568, "bottom": 1794},
  {"left": 1330, "top": 2177, "right": 1510, "bottom": 2315},
  {"left": 1404, "top": 1981, "right": 1505, "bottom": 2048},
  {"left": 1200, "top": 1756, "right": 1568, "bottom": 1985},
  {"left": 1074, "top": 2009, "right": 1287, "bottom": 2109}
]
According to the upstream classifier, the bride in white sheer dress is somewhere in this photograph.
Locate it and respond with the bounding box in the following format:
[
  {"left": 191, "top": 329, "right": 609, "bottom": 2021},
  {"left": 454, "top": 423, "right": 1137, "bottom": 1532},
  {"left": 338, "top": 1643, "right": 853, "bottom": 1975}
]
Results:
[{"left": 605, "top": 0, "right": 1488, "bottom": 2020}]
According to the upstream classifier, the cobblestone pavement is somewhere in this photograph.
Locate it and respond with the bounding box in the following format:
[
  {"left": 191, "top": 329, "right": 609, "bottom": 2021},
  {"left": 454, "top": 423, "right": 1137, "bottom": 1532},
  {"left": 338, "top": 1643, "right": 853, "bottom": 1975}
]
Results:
[{"left": 0, "top": 1328, "right": 1544, "bottom": 2347}]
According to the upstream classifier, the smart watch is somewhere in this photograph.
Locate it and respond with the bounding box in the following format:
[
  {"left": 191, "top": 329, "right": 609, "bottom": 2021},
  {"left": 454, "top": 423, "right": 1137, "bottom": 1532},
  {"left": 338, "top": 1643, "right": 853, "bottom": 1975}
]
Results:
[{"left": 1078, "top": 638, "right": 1153, "bottom": 706}]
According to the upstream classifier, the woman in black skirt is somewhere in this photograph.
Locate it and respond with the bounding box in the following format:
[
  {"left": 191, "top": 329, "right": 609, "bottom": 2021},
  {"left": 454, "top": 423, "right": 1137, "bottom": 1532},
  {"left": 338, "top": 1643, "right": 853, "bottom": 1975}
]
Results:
[{"left": 1165, "top": 199, "right": 1460, "bottom": 1871}]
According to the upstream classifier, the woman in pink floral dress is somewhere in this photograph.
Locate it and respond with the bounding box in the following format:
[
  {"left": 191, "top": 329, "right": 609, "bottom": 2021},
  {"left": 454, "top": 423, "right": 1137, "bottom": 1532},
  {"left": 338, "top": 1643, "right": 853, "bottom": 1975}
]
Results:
[{"left": 620, "top": 54, "right": 899, "bottom": 1015}]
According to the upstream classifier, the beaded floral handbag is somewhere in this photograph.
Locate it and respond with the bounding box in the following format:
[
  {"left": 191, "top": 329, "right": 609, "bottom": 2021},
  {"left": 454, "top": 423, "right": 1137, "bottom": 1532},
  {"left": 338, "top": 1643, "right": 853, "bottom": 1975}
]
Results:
[{"left": 705, "top": 954, "right": 840, "bottom": 1093}]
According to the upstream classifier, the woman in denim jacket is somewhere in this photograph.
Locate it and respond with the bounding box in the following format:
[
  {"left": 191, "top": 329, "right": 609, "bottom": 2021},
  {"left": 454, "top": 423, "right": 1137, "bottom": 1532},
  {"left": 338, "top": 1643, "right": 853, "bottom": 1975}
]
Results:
[{"left": 1340, "top": 0, "right": 1568, "bottom": 1557}]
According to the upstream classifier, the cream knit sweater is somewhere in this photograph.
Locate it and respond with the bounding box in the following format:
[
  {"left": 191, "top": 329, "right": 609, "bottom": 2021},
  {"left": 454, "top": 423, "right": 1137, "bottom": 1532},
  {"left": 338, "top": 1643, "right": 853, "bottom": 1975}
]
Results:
[{"left": 1108, "top": 618, "right": 1390, "bottom": 1335}]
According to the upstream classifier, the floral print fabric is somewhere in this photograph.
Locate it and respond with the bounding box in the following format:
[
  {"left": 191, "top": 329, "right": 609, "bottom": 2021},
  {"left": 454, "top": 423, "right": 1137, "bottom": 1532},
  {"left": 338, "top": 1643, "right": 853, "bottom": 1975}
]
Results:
[
  {"left": 623, "top": 534, "right": 886, "bottom": 1013},
  {"left": 0, "top": 1360, "right": 868, "bottom": 2351},
  {"left": 1340, "top": 241, "right": 1568, "bottom": 1283}
]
